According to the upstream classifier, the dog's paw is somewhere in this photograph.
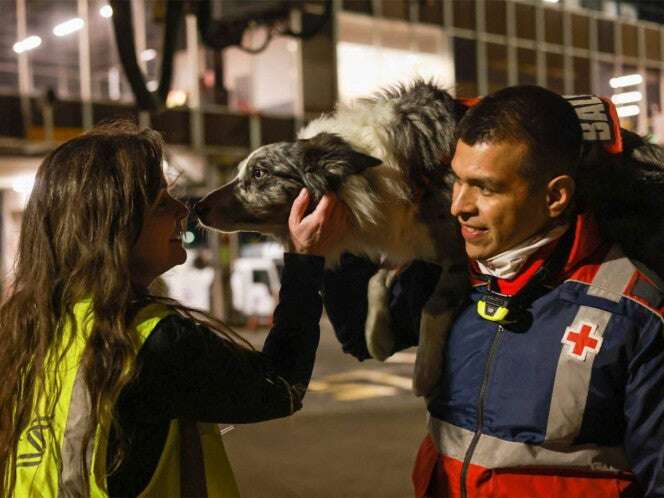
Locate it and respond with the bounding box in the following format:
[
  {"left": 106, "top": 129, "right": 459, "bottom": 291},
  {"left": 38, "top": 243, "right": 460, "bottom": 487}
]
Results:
[{"left": 365, "top": 268, "right": 399, "bottom": 361}]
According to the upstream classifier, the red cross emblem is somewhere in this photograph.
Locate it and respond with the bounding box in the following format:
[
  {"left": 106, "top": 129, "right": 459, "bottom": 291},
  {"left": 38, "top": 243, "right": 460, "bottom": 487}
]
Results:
[{"left": 561, "top": 322, "right": 603, "bottom": 361}]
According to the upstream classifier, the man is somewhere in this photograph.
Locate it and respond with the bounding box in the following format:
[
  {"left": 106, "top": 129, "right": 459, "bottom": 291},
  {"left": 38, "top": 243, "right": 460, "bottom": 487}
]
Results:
[{"left": 324, "top": 86, "right": 664, "bottom": 497}]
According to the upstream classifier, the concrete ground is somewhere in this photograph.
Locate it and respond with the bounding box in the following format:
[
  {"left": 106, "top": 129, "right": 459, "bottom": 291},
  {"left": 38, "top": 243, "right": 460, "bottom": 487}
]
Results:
[{"left": 223, "top": 316, "right": 429, "bottom": 498}]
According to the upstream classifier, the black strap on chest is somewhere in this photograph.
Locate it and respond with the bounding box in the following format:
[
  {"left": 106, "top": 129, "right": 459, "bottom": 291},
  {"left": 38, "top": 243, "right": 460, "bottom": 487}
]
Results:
[{"left": 476, "top": 224, "right": 576, "bottom": 327}]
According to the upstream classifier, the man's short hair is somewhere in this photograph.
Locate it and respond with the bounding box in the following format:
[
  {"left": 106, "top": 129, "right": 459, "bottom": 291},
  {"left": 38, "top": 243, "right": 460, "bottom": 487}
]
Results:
[{"left": 456, "top": 85, "right": 583, "bottom": 186}]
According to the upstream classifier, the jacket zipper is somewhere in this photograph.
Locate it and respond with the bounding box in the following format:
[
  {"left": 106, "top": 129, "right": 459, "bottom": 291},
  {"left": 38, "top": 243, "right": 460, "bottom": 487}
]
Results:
[{"left": 460, "top": 324, "right": 504, "bottom": 498}]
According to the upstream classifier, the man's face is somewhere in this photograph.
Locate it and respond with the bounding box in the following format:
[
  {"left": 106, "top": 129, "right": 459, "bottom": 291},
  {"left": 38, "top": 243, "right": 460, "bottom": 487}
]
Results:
[{"left": 450, "top": 140, "right": 552, "bottom": 260}]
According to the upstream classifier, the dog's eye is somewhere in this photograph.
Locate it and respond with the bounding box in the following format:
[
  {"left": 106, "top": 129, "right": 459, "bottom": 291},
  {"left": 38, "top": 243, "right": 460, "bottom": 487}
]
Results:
[{"left": 252, "top": 167, "right": 265, "bottom": 180}]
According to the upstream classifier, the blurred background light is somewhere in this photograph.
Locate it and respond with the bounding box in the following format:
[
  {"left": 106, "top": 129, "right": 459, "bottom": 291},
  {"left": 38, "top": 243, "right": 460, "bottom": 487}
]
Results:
[
  {"left": 141, "top": 48, "right": 157, "bottom": 61},
  {"left": 11, "top": 174, "right": 35, "bottom": 195},
  {"left": 616, "top": 105, "right": 641, "bottom": 118},
  {"left": 99, "top": 5, "right": 113, "bottom": 18},
  {"left": 611, "top": 91, "right": 642, "bottom": 105},
  {"left": 13, "top": 36, "right": 42, "bottom": 54},
  {"left": 609, "top": 74, "right": 643, "bottom": 88},
  {"left": 53, "top": 18, "right": 85, "bottom": 37}
]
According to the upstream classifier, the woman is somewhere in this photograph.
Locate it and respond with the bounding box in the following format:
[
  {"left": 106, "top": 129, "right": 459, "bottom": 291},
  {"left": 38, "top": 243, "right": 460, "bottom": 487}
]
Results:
[{"left": 0, "top": 122, "right": 348, "bottom": 497}]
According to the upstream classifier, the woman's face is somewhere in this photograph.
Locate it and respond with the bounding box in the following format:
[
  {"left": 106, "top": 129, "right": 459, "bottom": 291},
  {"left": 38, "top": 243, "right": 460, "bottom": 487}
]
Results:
[{"left": 130, "top": 185, "right": 189, "bottom": 288}]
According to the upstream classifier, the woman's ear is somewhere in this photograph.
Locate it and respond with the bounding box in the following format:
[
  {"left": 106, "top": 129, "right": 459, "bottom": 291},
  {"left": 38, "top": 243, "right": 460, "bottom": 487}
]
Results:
[{"left": 546, "top": 175, "right": 576, "bottom": 219}]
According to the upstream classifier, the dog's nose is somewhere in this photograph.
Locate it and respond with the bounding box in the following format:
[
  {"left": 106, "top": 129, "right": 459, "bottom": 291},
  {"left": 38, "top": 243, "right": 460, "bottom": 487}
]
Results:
[{"left": 194, "top": 200, "right": 210, "bottom": 219}]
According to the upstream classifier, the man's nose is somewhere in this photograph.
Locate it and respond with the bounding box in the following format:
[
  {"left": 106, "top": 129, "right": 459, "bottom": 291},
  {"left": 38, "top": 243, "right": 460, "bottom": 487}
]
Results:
[{"left": 450, "top": 185, "right": 474, "bottom": 217}]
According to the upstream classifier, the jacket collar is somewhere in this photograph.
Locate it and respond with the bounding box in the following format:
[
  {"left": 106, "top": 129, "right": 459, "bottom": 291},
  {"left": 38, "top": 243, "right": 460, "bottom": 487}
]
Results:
[{"left": 470, "top": 213, "right": 608, "bottom": 295}]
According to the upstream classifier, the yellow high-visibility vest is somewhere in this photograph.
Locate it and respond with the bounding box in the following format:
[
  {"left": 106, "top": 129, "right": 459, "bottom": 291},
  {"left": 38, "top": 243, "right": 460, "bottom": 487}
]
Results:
[{"left": 13, "top": 299, "right": 240, "bottom": 497}]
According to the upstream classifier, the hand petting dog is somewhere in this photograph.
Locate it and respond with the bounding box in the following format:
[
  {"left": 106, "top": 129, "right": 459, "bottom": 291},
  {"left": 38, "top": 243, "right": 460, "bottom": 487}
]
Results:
[{"left": 288, "top": 188, "right": 350, "bottom": 258}]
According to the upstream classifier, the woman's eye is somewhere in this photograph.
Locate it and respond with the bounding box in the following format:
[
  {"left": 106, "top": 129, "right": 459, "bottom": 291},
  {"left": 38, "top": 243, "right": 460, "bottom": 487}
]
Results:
[{"left": 252, "top": 168, "right": 264, "bottom": 180}]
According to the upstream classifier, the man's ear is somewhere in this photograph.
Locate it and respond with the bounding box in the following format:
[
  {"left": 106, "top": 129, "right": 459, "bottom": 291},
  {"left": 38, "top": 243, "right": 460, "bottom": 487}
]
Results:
[{"left": 546, "top": 175, "right": 576, "bottom": 218}]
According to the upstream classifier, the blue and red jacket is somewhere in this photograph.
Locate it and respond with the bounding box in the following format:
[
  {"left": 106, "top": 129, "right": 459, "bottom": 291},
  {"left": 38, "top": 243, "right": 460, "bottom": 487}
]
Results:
[{"left": 324, "top": 214, "right": 664, "bottom": 498}]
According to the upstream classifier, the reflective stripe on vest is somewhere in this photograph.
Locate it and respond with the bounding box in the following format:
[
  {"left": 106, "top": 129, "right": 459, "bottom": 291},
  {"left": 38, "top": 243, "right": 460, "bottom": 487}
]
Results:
[{"left": 14, "top": 300, "right": 240, "bottom": 498}]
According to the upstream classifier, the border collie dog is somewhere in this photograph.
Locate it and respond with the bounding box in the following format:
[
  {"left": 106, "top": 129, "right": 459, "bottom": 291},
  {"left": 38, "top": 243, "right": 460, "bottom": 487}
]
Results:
[
  {"left": 195, "top": 80, "right": 468, "bottom": 269},
  {"left": 196, "top": 80, "right": 664, "bottom": 393},
  {"left": 196, "top": 80, "right": 664, "bottom": 275}
]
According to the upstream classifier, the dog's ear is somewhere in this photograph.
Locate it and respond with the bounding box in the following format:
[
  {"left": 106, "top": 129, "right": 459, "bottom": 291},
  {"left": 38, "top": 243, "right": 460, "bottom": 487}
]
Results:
[
  {"left": 347, "top": 149, "right": 383, "bottom": 172},
  {"left": 301, "top": 132, "right": 382, "bottom": 177}
]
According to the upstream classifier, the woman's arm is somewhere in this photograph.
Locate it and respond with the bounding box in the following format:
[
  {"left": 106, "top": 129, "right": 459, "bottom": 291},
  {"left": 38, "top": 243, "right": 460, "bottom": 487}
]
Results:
[
  {"left": 120, "top": 252, "right": 325, "bottom": 424},
  {"left": 120, "top": 190, "right": 347, "bottom": 424}
]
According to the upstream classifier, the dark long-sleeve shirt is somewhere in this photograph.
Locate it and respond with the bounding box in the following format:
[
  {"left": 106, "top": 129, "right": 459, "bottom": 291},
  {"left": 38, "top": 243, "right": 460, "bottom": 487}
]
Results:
[{"left": 107, "top": 253, "right": 324, "bottom": 497}]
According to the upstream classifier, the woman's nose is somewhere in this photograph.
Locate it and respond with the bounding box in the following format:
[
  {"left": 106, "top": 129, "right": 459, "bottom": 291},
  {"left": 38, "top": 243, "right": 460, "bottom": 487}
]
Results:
[{"left": 176, "top": 199, "right": 189, "bottom": 220}]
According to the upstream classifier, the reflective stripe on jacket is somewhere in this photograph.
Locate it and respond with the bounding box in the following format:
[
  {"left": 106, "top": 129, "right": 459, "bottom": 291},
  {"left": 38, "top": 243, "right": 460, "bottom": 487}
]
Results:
[{"left": 14, "top": 300, "right": 240, "bottom": 498}]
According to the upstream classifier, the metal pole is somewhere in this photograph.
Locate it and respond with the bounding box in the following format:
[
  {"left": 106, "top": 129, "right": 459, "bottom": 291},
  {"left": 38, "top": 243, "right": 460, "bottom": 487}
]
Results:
[
  {"left": 637, "top": 25, "right": 647, "bottom": 135},
  {"left": 78, "top": 0, "right": 93, "bottom": 129},
  {"left": 185, "top": 12, "right": 225, "bottom": 319},
  {"left": 16, "top": 0, "right": 32, "bottom": 136},
  {"left": 562, "top": 7, "right": 574, "bottom": 95},
  {"left": 291, "top": 7, "right": 305, "bottom": 128},
  {"left": 132, "top": 0, "right": 150, "bottom": 128},
  {"left": 476, "top": 0, "right": 488, "bottom": 96},
  {"left": 589, "top": 15, "right": 599, "bottom": 94},
  {"left": 506, "top": 0, "right": 517, "bottom": 86},
  {"left": 186, "top": 13, "right": 202, "bottom": 145},
  {"left": 43, "top": 102, "right": 54, "bottom": 141},
  {"left": 535, "top": 4, "right": 546, "bottom": 87}
]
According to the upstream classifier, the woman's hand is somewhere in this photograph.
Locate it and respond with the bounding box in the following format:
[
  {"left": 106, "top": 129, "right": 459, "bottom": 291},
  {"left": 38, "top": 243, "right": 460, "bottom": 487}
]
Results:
[{"left": 288, "top": 189, "right": 350, "bottom": 258}]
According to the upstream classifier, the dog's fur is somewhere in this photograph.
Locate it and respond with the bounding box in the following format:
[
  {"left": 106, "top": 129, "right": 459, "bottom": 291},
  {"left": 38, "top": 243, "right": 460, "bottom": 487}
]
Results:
[
  {"left": 577, "top": 129, "right": 664, "bottom": 276},
  {"left": 196, "top": 81, "right": 472, "bottom": 397},
  {"left": 197, "top": 80, "right": 664, "bottom": 278},
  {"left": 196, "top": 80, "right": 468, "bottom": 268},
  {"left": 197, "top": 80, "right": 664, "bottom": 395}
]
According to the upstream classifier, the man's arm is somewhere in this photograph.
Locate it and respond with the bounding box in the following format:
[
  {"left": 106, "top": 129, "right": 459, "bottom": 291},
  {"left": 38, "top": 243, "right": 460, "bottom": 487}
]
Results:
[
  {"left": 623, "top": 312, "right": 664, "bottom": 497},
  {"left": 323, "top": 254, "right": 442, "bottom": 361},
  {"left": 322, "top": 253, "right": 377, "bottom": 360}
]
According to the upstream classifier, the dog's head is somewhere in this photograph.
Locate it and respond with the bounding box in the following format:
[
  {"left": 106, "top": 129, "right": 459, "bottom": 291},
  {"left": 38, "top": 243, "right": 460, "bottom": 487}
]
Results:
[{"left": 196, "top": 132, "right": 381, "bottom": 234}]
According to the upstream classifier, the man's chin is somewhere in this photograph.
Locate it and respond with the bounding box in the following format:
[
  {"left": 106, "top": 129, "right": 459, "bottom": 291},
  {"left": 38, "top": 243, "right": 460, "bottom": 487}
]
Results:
[{"left": 465, "top": 242, "right": 490, "bottom": 261}]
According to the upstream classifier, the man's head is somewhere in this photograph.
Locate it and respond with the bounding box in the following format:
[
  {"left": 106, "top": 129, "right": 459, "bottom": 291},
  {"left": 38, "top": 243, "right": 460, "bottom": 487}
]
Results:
[{"left": 451, "top": 85, "right": 582, "bottom": 260}]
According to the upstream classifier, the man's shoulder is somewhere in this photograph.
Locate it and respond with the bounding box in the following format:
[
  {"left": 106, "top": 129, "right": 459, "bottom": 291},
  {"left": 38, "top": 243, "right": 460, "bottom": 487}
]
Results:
[
  {"left": 622, "top": 259, "right": 664, "bottom": 320},
  {"left": 564, "top": 244, "right": 664, "bottom": 320}
]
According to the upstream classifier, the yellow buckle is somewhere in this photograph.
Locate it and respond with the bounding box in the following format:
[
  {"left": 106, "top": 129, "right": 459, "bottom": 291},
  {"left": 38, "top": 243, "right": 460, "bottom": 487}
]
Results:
[{"left": 477, "top": 299, "right": 510, "bottom": 322}]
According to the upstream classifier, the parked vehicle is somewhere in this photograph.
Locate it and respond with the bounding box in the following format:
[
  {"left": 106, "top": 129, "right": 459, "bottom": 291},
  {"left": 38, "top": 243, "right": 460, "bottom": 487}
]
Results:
[{"left": 230, "top": 257, "right": 282, "bottom": 318}]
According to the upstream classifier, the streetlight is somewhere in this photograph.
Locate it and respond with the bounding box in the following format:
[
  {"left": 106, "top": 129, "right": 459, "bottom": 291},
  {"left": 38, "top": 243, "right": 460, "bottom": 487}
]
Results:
[
  {"left": 611, "top": 91, "right": 642, "bottom": 106},
  {"left": 616, "top": 105, "right": 640, "bottom": 118},
  {"left": 53, "top": 18, "right": 85, "bottom": 37},
  {"left": 100, "top": 5, "right": 113, "bottom": 18},
  {"left": 609, "top": 74, "right": 643, "bottom": 89},
  {"left": 142, "top": 48, "right": 157, "bottom": 61},
  {"left": 610, "top": 73, "right": 644, "bottom": 120},
  {"left": 12, "top": 173, "right": 36, "bottom": 206},
  {"left": 13, "top": 35, "right": 42, "bottom": 54}
]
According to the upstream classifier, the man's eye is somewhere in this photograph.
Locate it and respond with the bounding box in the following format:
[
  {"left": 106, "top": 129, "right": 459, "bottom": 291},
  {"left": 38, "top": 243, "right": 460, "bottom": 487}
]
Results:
[{"left": 252, "top": 168, "right": 265, "bottom": 179}]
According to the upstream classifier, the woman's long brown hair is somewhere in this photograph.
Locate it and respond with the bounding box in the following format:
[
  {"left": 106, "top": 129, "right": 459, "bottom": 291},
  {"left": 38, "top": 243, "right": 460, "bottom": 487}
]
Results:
[{"left": 0, "top": 122, "right": 251, "bottom": 496}]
